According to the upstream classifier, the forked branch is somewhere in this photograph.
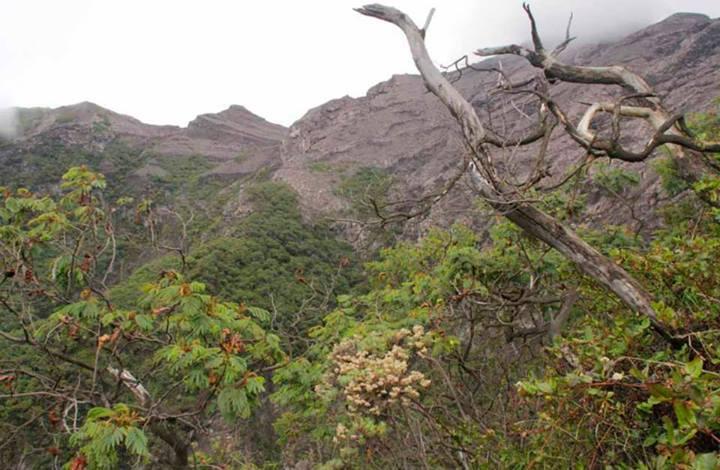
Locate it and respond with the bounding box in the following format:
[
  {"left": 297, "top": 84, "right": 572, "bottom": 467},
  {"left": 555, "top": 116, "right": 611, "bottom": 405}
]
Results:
[{"left": 355, "top": 3, "right": 679, "bottom": 344}]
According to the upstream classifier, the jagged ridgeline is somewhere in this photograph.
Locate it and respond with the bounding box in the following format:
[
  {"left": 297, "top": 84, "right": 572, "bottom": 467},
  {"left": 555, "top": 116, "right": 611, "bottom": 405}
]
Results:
[{"left": 0, "top": 9, "right": 719, "bottom": 470}]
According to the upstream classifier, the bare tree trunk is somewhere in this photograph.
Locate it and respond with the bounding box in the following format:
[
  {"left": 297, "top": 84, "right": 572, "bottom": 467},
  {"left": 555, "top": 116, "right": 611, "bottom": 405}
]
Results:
[
  {"left": 355, "top": 4, "right": 676, "bottom": 343},
  {"left": 149, "top": 422, "right": 190, "bottom": 468},
  {"left": 474, "top": 4, "right": 719, "bottom": 204},
  {"left": 549, "top": 287, "right": 579, "bottom": 341},
  {"left": 468, "top": 168, "right": 674, "bottom": 342}
]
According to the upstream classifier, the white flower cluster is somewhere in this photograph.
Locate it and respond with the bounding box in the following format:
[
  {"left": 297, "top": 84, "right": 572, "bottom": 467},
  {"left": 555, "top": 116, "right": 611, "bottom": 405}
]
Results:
[
  {"left": 334, "top": 423, "right": 351, "bottom": 442},
  {"left": 327, "top": 325, "right": 431, "bottom": 419}
]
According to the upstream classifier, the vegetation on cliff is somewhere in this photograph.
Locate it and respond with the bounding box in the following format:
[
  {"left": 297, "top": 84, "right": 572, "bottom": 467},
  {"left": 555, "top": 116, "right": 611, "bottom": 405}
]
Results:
[{"left": 1, "top": 5, "right": 719, "bottom": 467}]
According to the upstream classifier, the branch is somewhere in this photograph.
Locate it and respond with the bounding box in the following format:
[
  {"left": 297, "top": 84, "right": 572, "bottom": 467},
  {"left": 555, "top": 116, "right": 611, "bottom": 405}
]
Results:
[
  {"left": 566, "top": 101, "right": 720, "bottom": 162},
  {"left": 0, "top": 330, "right": 24, "bottom": 343},
  {"left": 355, "top": 4, "right": 679, "bottom": 345},
  {"left": 355, "top": 5, "right": 488, "bottom": 152},
  {"left": 107, "top": 366, "right": 151, "bottom": 406},
  {"left": 472, "top": 4, "right": 719, "bottom": 195},
  {"left": 421, "top": 8, "right": 435, "bottom": 38},
  {"left": 552, "top": 12, "right": 575, "bottom": 55},
  {"left": 549, "top": 287, "right": 579, "bottom": 340},
  {"left": 522, "top": 3, "right": 545, "bottom": 52},
  {"left": 475, "top": 5, "right": 655, "bottom": 99},
  {"left": 475, "top": 44, "right": 539, "bottom": 62}
]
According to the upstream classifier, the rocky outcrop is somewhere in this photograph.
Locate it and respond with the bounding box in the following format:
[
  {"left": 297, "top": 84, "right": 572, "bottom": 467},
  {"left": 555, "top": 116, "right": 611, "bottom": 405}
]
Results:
[
  {"left": 274, "top": 13, "right": 720, "bottom": 233},
  {"left": 1, "top": 13, "right": 718, "bottom": 240},
  {"left": 152, "top": 105, "right": 287, "bottom": 163},
  {"left": 3, "top": 102, "right": 287, "bottom": 188},
  {"left": 9, "top": 101, "right": 286, "bottom": 159}
]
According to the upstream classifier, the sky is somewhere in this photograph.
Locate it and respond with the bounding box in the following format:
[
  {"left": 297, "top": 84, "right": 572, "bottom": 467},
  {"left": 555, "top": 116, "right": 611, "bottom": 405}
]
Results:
[{"left": 1, "top": 0, "right": 719, "bottom": 131}]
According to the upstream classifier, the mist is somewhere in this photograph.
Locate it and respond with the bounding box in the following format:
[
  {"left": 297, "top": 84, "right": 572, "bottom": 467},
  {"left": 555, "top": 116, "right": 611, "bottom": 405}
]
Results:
[
  {"left": 0, "top": 96, "right": 17, "bottom": 139},
  {"left": 0, "top": 0, "right": 718, "bottom": 127},
  {"left": 489, "top": 0, "right": 683, "bottom": 44}
]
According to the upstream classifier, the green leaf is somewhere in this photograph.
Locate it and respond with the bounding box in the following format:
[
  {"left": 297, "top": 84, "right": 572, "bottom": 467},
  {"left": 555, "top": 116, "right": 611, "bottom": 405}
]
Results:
[
  {"left": 245, "top": 375, "right": 266, "bottom": 396},
  {"left": 685, "top": 357, "right": 704, "bottom": 379},
  {"left": 86, "top": 407, "right": 113, "bottom": 421},
  {"left": 694, "top": 453, "right": 718, "bottom": 470},
  {"left": 673, "top": 400, "right": 696, "bottom": 429},
  {"left": 134, "top": 314, "right": 153, "bottom": 331},
  {"left": 648, "top": 384, "right": 673, "bottom": 403},
  {"left": 642, "top": 434, "right": 657, "bottom": 447},
  {"left": 536, "top": 380, "right": 554, "bottom": 395},
  {"left": 247, "top": 306, "right": 270, "bottom": 323},
  {"left": 218, "top": 387, "right": 251, "bottom": 420},
  {"left": 125, "top": 427, "right": 149, "bottom": 457}
]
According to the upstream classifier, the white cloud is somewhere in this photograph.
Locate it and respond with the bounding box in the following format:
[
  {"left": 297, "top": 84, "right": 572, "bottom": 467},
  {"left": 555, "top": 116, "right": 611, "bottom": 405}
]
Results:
[
  {"left": 0, "top": 92, "right": 17, "bottom": 139},
  {"left": 0, "top": 0, "right": 718, "bottom": 127},
  {"left": 0, "top": 108, "right": 16, "bottom": 139}
]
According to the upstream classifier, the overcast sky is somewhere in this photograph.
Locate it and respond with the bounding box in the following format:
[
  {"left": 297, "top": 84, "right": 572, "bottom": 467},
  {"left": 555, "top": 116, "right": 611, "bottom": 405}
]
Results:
[{"left": 1, "top": 0, "right": 719, "bottom": 129}]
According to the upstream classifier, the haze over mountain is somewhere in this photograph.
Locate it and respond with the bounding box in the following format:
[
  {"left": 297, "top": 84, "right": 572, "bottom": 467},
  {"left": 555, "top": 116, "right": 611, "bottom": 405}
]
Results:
[
  {"left": 1, "top": 1, "right": 720, "bottom": 128},
  {"left": 2, "top": 11, "right": 718, "bottom": 243},
  {"left": 2, "top": 8, "right": 720, "bottom": 468}
]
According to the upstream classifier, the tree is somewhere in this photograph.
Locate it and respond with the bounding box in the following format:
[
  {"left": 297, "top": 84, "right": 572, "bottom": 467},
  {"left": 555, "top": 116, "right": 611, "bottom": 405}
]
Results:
[
  {"left": 0, "top": 167, "right": 284, "bottom": 468},
  {"left": 354, "top": 3, "right": 720, "bottom": 344},
  {"left": 271, "top": 104, "right": 720, "bottom": 467}
]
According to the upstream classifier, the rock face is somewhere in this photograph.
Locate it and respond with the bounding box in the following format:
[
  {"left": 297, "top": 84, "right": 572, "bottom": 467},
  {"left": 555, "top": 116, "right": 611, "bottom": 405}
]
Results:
[
  {"left": 12, "top": 102, "right": 286, "bottom": 156},
  {"left": 2, "top": 102, "right": 287, "bottom": 191},
  {"left": 275, "top": 12, "right": 720, "bottom": 234},
  {"left": 152, "top": 105, "right": 287, "bottom": 165},
  {"left": 187, "top": 105, "right": 287, "bottom": 146},
  {"left": 15, "top": 101, "right": 178, "bottom": 140},
  {"left": 1, "top": 13, "right": 718, "bottom": 239}
]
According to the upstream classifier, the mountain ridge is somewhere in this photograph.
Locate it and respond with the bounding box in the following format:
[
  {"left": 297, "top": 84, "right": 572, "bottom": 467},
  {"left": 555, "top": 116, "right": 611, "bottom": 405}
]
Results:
[{"left": 1, "top": 12, "right": 719, "bottom": 241}]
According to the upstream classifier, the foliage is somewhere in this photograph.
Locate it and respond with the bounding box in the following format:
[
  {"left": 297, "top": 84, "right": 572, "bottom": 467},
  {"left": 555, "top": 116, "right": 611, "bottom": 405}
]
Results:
[
  {"left": 308, "top": 161, "right": 335, "bottom": 173},
  {"left": 654, "top": 100, "right": 720, "bottom": 200},
  {"left": 508, "top": 208, "right": 720, "bottom": 467},
  {"left": 336, "top": 166, "right": 392, "bottom": 217},
  {"left": 592, "top": 161, "right": 641, "bottom": 194},
  {"left": 68, "top": 404, "right": 149, "bottom": 469},
  {"left": 2, "top": 106, "right": 720, "bottom": 468},
  {"left": 186, "top": 182, "right": 361, "bottom": 351},
  {"left": 272, "top": 223, "right": 569, "bottom": 467},
  {"left": 0, "top": 167, "right": 284, "bottom": 468},
  {"left": 654, "top": 155, "right": 690, "bottom": 197},
  {"left": 272, "top": 202, "right": 720, "bottom": 467},
  {"left": 0, "top": 140, "right": 146, "bottom": 201}
]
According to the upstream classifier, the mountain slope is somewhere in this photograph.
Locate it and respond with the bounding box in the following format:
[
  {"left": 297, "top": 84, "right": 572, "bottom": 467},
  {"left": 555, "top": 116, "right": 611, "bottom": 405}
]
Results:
[
  {"left": 1, "top": 13, "right": 718, "bottom": 244},
  {"left": 1, "top": 102, "right": 286, "bottom": 195},
  {"left": 276, "top": 12, "right": 720, "bottom": 234}
]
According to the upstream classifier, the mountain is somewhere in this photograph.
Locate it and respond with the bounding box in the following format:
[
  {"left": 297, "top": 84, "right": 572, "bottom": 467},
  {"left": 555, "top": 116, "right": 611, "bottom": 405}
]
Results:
[
  {"left": 1, "top": 13, "right": 719, "bottom": 242},
  {"left": 5, "top": 101, "right": 286, "bottom": 179},
  {"left": 1, "top": 11, "right": 720, "bottom": 468},
  {"left": 276, "top": 12, "right": 720, "bottom": 234}
]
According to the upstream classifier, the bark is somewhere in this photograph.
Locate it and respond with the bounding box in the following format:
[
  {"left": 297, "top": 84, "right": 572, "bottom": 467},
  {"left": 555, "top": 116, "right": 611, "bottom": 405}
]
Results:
[
  {"left": 355, "top": 4, "right": 677, "bottom": 343},
  {"left": 474, "top": 4, "right": 719, "bottom": 197},
  {"left": 468, "top": 168, "right": 675, "bottom": 343},
  {"left": 149, "top": 422, "right": 190, "bottom": 468},
  {"left": 107, "top": 367, "right": 151, "bottom": 406},
  {"left": 549, "top": 288, "right": 579, "bottom": 341}
]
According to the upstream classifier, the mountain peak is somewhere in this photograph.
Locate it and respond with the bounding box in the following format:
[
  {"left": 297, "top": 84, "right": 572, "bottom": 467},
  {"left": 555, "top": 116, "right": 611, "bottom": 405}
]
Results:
[
  {"left": 186, "top": 105, "right": 286, "bottom": 146},
  {"left": 662, "top": 12, "right": 711, "bottom": 22},
  {"left": 625, "top": 11, "right": 713, "bottom": 39}
]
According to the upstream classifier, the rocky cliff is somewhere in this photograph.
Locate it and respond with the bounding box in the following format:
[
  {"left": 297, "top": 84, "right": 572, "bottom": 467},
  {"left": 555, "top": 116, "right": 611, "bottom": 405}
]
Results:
[
  {"left": 1, "top": 12, "right": 718, "bottom": 242},
  {"left": 275, "top": 12, "right": 720, "bottom": 235}
]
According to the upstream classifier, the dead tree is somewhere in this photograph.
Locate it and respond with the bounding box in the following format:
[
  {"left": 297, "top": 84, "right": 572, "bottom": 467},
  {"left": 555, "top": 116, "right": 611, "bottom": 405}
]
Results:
[{"left": 355, "top": 4, "right": 720, "bottom": 345}]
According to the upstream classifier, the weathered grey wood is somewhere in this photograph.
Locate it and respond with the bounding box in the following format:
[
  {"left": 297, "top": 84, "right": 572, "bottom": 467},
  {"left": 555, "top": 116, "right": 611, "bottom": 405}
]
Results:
[
  {"left": 549, "top": 288, "right": 579, "bottom": 341},
  {"left": 475, "top": 3, "right": 657, "bottom": 99},
  {"left": 473, "top": 3, "right": 720, "bottom": 189},
  {"left": 355, "top": 4, "right": 677, "bottom": 343}
]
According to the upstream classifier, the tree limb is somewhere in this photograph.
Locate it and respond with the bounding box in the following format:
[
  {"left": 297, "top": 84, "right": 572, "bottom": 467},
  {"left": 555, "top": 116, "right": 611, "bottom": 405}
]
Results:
[{"left": 355, "top": 4, "right": 678, "bottom": 345}]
